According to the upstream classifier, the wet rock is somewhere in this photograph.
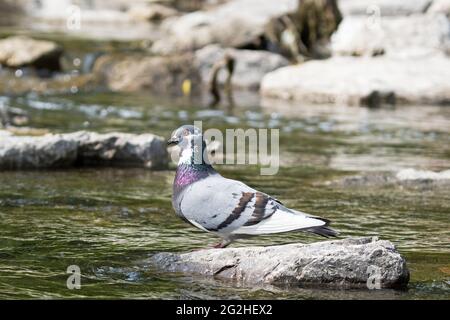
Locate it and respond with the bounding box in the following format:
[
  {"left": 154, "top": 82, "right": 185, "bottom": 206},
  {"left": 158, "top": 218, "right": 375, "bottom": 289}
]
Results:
[
  {"left": 260, "top": 54, "right": 450, "bottom": 105},
  {"left": 92, "top": 53, "right": 200, "bottom": 94},
  {"left": 128, "top": 3, "right": 178, "bottom": 22},
  {"left": 68, "top": 131, "right": 168, "bottom": 168},
  {"left": 0, "top": 134, "right": 78, "bottom": 169},
  {"left": 195, "top": 45, "right": 289, "bottom": 90},
  {"left": 338, "top": 0, "right": 432, "bottom": 16},
  {"left": 0, "top": 36, "right": 62, "bottom": 71},
  {"left": 150, "top": 0, "right": 299, "bottom": 54},
  {"left": 150, "top": 237, "right": 409, "bottom": 289},
  {"left": 0, "top": 131, "right": 168, "bottom": 170},
  {"left": 331, "top": 15, "right": 450, "bottom": 57}
]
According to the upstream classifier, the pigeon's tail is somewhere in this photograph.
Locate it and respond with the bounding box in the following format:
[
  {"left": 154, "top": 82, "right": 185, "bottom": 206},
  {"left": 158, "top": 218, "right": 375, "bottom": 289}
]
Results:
[{"left": 307, "top": 218, "right": 339, "bottom": 238}]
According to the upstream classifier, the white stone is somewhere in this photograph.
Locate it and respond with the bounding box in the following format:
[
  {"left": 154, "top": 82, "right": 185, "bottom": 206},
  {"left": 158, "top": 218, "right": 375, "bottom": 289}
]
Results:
[
  {"left": 0, "top": 131, "right": 168, "bottom": 169},
  {"left": 151, "top": 237, "right": 410, "bottom": 289},
  {"left": 260, "top": 54, "right": 450, "bottom": 105}
]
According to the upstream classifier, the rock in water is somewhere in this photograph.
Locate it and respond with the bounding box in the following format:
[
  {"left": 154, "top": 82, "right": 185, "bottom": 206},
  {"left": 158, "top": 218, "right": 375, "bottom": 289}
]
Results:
[
  {"left": 0, "top": 36, "right": 62, "bottom": 71},
  {"left": 67, "top": 131, "right": 168, "bottom": 168},
  {"left": 0, "top": 134, "right": 78, "bottom": 169},
  {"left": 0, "top": 131, "right": 168, "bottom": 170},
  {"left": 151, "top": 237, "right": 410, "bottom": 289},
  {"left": 260, "top": 54, "right": 450, "bottom": 106}
]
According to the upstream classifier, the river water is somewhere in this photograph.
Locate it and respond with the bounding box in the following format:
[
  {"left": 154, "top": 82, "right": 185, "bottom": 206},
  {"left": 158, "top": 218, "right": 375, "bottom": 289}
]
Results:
[{"left": 0, "top": 91, "right": 449, "bottom": 299}]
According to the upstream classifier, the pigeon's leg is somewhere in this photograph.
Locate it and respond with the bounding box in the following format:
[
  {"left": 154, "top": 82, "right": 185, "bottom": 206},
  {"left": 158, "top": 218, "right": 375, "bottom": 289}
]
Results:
[
  {"left": 213, "top": 238, "right": 232, "bottom": 248},
  {"left": 190, "top": 238, "right": 232, "bottom": 251}
]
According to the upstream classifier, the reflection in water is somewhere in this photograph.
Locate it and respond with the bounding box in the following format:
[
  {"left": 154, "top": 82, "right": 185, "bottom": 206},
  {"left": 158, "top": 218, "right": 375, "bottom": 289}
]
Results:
[{"left": 0, "top": 92, "right": 449, "bottom": 299}]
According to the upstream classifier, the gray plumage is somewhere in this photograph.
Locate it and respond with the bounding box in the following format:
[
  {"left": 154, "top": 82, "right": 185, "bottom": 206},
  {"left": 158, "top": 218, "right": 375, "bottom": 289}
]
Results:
[{"left": 168, "top": 125, "right": 338, "bottom": 247}]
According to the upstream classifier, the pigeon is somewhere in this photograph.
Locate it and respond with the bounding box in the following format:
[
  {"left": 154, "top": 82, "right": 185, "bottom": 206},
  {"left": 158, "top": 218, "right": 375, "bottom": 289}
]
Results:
[{"left": 168, "top": 125, "right": 338, "bottom": 248}]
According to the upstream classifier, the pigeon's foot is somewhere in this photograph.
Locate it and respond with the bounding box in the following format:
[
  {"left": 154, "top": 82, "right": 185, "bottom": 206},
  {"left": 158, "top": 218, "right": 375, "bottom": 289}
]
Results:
[
  {"left": 189, "top": 241, "right": 230, "bottom": 251},
  {"left": 189, "top": 239, "right": 232, "bottom": 251},
  {"left": 212, "top": 239, "right": 232, "bottom": 248}
]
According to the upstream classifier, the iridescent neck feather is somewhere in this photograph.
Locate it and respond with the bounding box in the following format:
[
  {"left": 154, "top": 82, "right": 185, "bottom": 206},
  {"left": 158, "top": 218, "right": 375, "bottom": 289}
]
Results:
[{"left": 174, "top": 138, "right": 215, "bottom": 192}]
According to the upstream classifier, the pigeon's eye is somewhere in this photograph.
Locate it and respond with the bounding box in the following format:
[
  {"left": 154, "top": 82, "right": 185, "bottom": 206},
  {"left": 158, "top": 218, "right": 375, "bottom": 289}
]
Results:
[{"left": 183, "top": 129, "right": 190, "bottom": 136}]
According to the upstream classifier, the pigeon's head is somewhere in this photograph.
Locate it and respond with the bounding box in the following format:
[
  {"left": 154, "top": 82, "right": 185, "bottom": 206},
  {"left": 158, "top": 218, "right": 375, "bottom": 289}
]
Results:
[
  {"left": 167, "top": 125, "right": 202, "bottom": 148},
  {"left": 168, "top": 125, "right": 208, "bottom": 165}
]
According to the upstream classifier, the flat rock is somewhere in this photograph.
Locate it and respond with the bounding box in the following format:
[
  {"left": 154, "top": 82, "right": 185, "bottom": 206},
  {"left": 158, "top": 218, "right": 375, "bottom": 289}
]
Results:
[
  {"left": 195, "top": 45, "right": 289, "bottom": 89},
  {"left": 0, "top": 133, "right": 78, "bottom": 169},
  {"left": 0, "top": 131, "right": 168, "bottom": 170},
  {"left": 260, "top": 54, "right": 450, "bottom": 106},
  {"left": 338, "top": 0, "right": 432, "bottom": 16},
  {"left": 0, "top": 36, "right": 62, "bottom": 71},
  {"left": 151, "top": 237, "right": 409, "bottom": 289}
]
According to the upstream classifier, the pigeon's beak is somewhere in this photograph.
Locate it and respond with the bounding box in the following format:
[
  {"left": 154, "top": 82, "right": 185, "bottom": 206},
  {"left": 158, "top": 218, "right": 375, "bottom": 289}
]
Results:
[{"left": 167, "top": 137, "right": 180, "bottom": 146}]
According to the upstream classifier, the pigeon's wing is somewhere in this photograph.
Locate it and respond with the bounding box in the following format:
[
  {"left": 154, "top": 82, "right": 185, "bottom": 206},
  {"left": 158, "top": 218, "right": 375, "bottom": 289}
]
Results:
[
  {"left": 230, "top": 206, "right": 328, "bottom": 236},
  {"left": 179, "top": 175, "right": 278, "bottom": 233},
  {"left": 179, "top": 175, "right": 330, "bottom": 236}
]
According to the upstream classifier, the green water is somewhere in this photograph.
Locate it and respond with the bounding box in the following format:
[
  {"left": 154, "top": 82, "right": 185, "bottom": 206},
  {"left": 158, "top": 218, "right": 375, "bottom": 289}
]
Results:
[{"left": 0, "top": 91, "right": 449, "bottom": 299}]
